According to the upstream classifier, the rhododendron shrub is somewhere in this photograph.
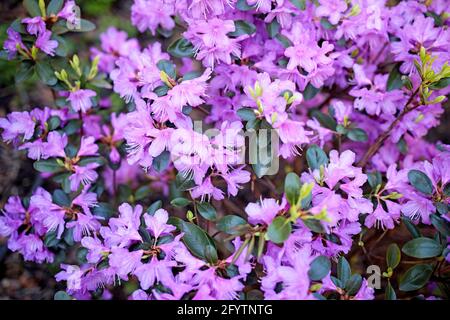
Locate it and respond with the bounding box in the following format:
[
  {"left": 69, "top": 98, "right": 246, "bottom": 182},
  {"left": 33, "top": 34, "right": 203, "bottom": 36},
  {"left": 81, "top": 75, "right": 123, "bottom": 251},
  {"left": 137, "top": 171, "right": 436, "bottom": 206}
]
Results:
[{"left": 0, "top": 0, "right": 449, "bottom": 300}]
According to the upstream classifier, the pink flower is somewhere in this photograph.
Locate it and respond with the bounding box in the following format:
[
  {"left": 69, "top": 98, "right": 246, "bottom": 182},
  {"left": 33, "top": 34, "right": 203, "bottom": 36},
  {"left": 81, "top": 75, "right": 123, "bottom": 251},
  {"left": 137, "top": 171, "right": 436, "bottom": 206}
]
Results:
[
  {"left": 67, "top": 89, "right": 97, "bottom": 113},
  {"left": 35, "top": 30, "right": 58, "bottom": 56}
]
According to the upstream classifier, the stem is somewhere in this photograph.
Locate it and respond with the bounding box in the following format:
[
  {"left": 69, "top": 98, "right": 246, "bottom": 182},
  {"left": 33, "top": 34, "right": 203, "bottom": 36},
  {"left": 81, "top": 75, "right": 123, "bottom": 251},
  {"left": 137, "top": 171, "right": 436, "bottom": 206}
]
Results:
[{"left": 357, "top": 88, "right": 420, "bottom": 167}]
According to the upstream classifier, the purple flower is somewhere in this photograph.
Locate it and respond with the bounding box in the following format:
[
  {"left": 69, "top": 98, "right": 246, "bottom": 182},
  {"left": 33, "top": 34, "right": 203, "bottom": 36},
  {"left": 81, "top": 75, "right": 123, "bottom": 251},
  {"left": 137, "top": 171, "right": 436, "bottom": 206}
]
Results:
[
  {"left": 67, "top": 89, "right": 97, "bottom": 113},
  {"left": 22, "top": 17, "right": 46, "bottom": 35},
  {"left": 0, "top": 111, "right": 35, "bottom": 142},
  {"left": 3, "top": 28, "right": 25, "bottom": 59},
  {"left": 245, "top": 198, "right": 285, "bottom": 226},
  {"left": 131, "top": 0, "right": 175, "bottom": 35},
  {"left": 35, "top": 30, "right": 58, "bottom": 56}
]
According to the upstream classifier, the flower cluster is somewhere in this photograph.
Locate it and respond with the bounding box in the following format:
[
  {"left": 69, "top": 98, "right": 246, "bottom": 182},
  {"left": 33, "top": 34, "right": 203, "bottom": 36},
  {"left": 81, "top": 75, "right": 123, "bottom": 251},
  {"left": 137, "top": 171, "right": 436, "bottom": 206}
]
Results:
[{"left": 0, "top": 0, "right": 449, "bottom": 300}]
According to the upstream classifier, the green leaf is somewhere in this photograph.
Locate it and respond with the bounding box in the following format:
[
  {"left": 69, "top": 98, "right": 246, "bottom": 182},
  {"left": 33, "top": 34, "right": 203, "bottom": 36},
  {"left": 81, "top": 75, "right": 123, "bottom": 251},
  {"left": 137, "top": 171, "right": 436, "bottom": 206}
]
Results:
[
  {"left": 346, "top": 128, "right": 368, "bottom": 142},
  {"left": 385, "top": 282, "right": 396, "bottom": 300},
  {"left": 75, "top": 19, "right": 96, "bottom": 33},
  {"left": 216, "top": 215, "right": 247, "bottom": 235},
  {"left": 170, "top": 197, "right": 191, "bottom": 208},
  {"left": 399, "top": 264, "right": 433, "bottom": 292},
  {"left": 23, "top": 0, "right": 41, "bottom": 17},
  {"left": 275, "top": 34, "right": 292, "bottom": 48},
  {"left": 303, "top": 83, "right": 321, "bottom": 100},
  {"left": 306, "top": 144, "right": 328, "bottom": 170},
  {"left": 386, "top": 243, "right": 401, "bottom": 269},
  {"left": 345, "top": 274, "right": 362, "bottom": 296},
  {"left": 337, "top": 256, "right": 351, "bottom": 285},
  {"left": 153, "top": 151, "right": 170, "bottom": 173},
  {"left": 169, "top": 217, "right": 216, "bottom": 260},
  {"left": 320, "top": 18, "right": 335, "bottom": 30},
  {"left": 267, "top": 216, "right": 292, "bottom": 244},
  {"left": 443, "top": 183, "right": 450, "bottom": 197},
  {"left": 197, "top": 202, "right": 217, "bottom": 221},
  {"left": 229, "top": 20, "right": 256, "bottom": 37},
  {"left": 408, "top": 170, "right": 434, "bottom": 195},
  {"left": 48, "top": 116, "right": 61, "bottom": 130},
  {"left": 387, "top": 64, "right": 404, "bottom": 91},
  {"left": 237, "top": 107, "right": 256, "bottom": 121},
  {"left": 311, "top": 109, "right": 337, "bottom": 130},
  {"left": 175, "top": 172, "right": 196, "bottom": 191},
  {"left": 54, "top": 291, "right": 72, "bottom": 300},
  {"left": 167, "top": 38, "right": 195, "bottom": 58},
  {"left": 204, "top": 245, "right": 218, "bottom": 264},
  {"left": 52, "top": 189, "right": 71, "bottom": 207},
  {"left": 402, "top": 237, "right": 443, "bottom": 259},
  {"left": 402, "top": 216, "right": 421, "bottom": 238},
  {"left": 92, "top": 203, "right": 114, "bottom": 219},
  {"left": 78, "top": 156, "right": 105, "bottom": 167},
  {"left": 157, "top": 59, "right": 176, "bottom": 79},
  {"left": 303, "top": 219, "right": 325, "bottom": 233},
  {"left": 236, "top": 0, "right": 256, "bottom": 11},
  {"left": 53, "top": 35, "right": 68, "bottom": 57},
  {"left": 134, "top": 186, "right": 151, "bottom": 201},
  {"left": 285, "top": 172, "right": 301, "bottom": 206},
  {"left": 290, "top": 0, "right": 306, "bottom": 10},
  {"left": 308, "top": 256, "right": 331, "bottom": 281},
  {"left": 429, "top": 77, "right": 450, "bottom": 90},
  {"left": 147, "top": 200, "right": 162, "bottom": 215},
  {"left": 15, "top": 62, "right": 34, "bottom": 83},
  {"left": 367, "top": 171, "right": 382, "bottom": 190},
  {"left": 36, "top": 61, "right": 57, "bottom": 86},
  {"left": 44, "top": 230, "right": 60, "bottom": 248},
  {"left": 63, "top": 119, "right": 82, "bottom": 135},
  {"left": 430, "top": 214, "right": 450, "bottom": 237},
  {"left": 266, "top": 20, "right": 280, "bottom": 38},
  {"left": 33, "top": 159, "right": 61, "bottom": 173},
  {"left": 47, "top": 0, "right": 64, "bottom": 15}
]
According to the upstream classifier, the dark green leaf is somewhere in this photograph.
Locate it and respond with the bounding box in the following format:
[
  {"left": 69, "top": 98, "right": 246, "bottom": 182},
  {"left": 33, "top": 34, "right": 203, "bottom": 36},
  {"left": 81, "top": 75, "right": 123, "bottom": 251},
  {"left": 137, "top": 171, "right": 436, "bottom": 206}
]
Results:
[
  {"left": 402, "top": 217, "right": 421, "bottom": 238},
  {"left": 169, "top": 217, "right": 216, "bottom": 260},
  {"left": 306, "top": 144, "right": 328, "bottom": 170},
  {"left": 429, "top": 77, "right": 450, "bottom": 90},
  {"left": 153, "top": 151, "right": 170, "bottom": 173},
  {"left": 167, "top": 38, "right": 195, "bottom": 58},
  {"left": 48, "top": 116, "right": 61, "bottom": 130},
  {"left": 275, "top": 34, "right": 292, "bottom": 48},
  {"left": 303, "top": 83, "right": 321, "bottom": 100},
  {"left": 408, "top": 170, "right": 434, "bottom": 195},
  {"left": 308, "top": 256, "right": 331, "bottom": 281},
  {"left": 157, "top": 59, "right": 176, "bottom": 79},
  {"left": 386, "top": 243, "right": 401, "bottom": 269},
  {"left": 92, "top": 203, "right": 114, "bottom": 219},
  {"left": 267, "top": 216, "right": 292, "bottom": 244},
  {"left": 346, "top": 128, "right": 368, "bottom": 142},
  {"left": 47, "top": 0, "right": 64, "bottom": 15},
  {"left": 15, "top": 62, "right": 34, "bottom": 83},
  {"left": 216, "top": 215, "right": 247, "bottom": 235},
  {"left": 175, "top": 172, "right": 196, "bottom": 191},
  {"left": 236, "top": 0, "right": 255, "bottom": 11},
  {"left": 385, "top": 282, "right": 396, "bottom": 300},
  {"left": 320, "top": 18, "right": 335, "bottom": 30},
  {"left": 33, "top": 159, "right": 61, "bottom": 173},
  {"left": 23, "top": 0, "right": 41, "bottom": 17},
  {"left": 204, "top": 245, "right": 218, "bottom": 264},
  {"left": 75, "top": 19, "right": 96, "bottom": 33},
  {"left": 290, "top": 0, "right": 306, "bottom": 10},
  {"left": 170, "top": 197, "right": 191, "bottom": 208},
  {"left": 285, "top": 172, "right": 301, "bottom": 206},
  {"left": 237, "top": 107, "right": 256, "bottom": 121},
  {"left": 345, "top": 274, "right": 362, "bottom": 296},
  {"left": 54, "top": 291, "right": 72, "bottom": 300},
  {"left": 52, "top": 189, "right": 71, "bottom": 207},
  {"left": 134, "top": 186, "right": 151, "bottom": 201},
  {"left": 311, "top": 109, "right": 337, "bottom": 130},
  {"left": 430, "top": 214, "right": 450, "bottom": 237},
  {"left": 399, "top": 264, "right": 433, "bottom": 292},
  {"left": 197, "top": 202, "right": 217, "bottom": 221},
  {"left": 229, "top": 20, "right": 256, "bottom": 37},
  {"left": 443, "top": 183, "right": 450, "bottom": 197},
  {"left": 78, "top": 156, "right": 105, "bottom": 167},
  {"left": 402, "top": 237, "right": 443, "bottom": 259},
  {"left": 387, "top": 64, "right": 404, "bottom": 91},
  {"left": 147, "top": 200, "right": 162, "bottom": 215},
  {"left": 266, "top": 20, "right": 280, "bottom": 38},
  {"left": 337, "top": 256, "right": 351, "bottom": 284},
  {"left": 44, "top": 231, "right": 60, "bottom": 248},
  {"left": 36, "top": 61, "right": 57, "bottom": 86},
  {"left": 303, "top": 219, "right": 325, "bottom": 233},
  {"left": 367, "top": 171, "right": 382, "bottom": 190}
]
